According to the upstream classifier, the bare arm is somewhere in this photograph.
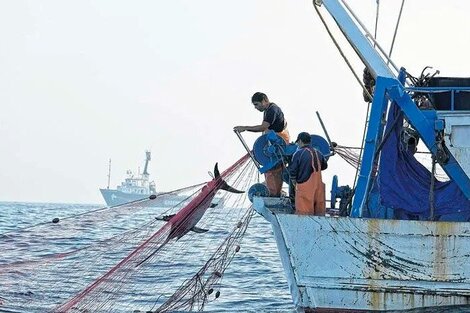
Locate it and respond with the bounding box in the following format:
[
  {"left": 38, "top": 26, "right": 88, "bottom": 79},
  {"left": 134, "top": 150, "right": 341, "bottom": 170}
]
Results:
[{"left": 234, "top": 121, "right": 270, "bottom": 133}]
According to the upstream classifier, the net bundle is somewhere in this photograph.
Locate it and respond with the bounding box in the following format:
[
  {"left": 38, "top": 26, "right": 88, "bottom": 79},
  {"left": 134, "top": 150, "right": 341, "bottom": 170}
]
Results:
[{"left": 0, "top": 154, "right": 258, "bottom": 313}]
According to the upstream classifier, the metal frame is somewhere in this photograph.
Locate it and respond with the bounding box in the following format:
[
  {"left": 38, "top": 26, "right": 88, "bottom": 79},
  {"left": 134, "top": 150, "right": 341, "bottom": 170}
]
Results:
[{"left": 319, "top": 0, "right": 470, "bottom": 217}]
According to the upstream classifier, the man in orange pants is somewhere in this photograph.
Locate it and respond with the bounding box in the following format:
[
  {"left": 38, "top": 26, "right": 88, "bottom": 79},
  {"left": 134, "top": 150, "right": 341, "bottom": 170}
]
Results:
[
  {"left": 289, "top": 132, "right": 328, "bottom": 215},
  {"left": 234, "top": 92, "right": 290, "bottom": 196}
]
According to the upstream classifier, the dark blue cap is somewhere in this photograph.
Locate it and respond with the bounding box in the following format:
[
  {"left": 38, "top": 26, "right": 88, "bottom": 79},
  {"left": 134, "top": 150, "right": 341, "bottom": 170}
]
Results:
[{"left": 296, "top": 132, "right": 311, "bottom": 144}]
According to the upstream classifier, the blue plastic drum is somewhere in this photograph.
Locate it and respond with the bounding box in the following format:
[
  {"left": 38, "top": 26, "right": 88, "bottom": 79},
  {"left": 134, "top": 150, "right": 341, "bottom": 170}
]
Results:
[{"left": 310, "top": 134, "right": 330, "bottom": 160}]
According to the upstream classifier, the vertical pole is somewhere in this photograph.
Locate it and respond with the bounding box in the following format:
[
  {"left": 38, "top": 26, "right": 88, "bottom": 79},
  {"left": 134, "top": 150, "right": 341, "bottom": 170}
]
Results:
[
  {"left": 351, "top": 77, "right": 392, "bottom": 217},
  {"left": 429, "top": 155, "right": 436, "bottom": 220},
  {"left": 451, "top": 90, "right": 455, "bottom": 111}
]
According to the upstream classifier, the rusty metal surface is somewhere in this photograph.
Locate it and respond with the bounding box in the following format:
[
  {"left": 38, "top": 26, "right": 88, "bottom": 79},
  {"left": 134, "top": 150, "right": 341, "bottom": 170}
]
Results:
[
  {"left": 305, "top": 305, "right": 470, "bottom": 312},
  {"left": 439, "top": 111, "right": 470, "bottom": 179},
  {"left": 253, "top": 197, "right": 470, "bottom": 311}
]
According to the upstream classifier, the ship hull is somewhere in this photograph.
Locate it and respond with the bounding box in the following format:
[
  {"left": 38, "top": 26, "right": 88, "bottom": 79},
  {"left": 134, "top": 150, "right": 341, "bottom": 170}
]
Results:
[
  {"left": 99, "top": 188, "right": 186, "bottom": 207},
  {"left": 254, "top": 197, "right": 470, "bottom": 312},
  {"left": 100, "top": 188, "right": 148, "bottom": 206}
]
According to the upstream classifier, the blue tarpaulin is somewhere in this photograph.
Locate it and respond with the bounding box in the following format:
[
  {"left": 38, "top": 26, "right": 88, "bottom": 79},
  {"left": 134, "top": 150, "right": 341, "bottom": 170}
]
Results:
[{"left": 367, "top": 103, "right": 470, "bottom": 221}]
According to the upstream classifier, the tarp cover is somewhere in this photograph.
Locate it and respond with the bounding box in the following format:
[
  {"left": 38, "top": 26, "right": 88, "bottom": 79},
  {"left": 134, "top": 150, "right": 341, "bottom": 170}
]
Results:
[{"left": 367, "top": 103, "right": 470, "bottom": 221}]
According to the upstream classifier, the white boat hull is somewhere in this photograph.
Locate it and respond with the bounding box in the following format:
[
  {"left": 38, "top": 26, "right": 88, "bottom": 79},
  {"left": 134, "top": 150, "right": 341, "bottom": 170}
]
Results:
[
  {"left": 254, "top": 197, "right": 470, "bottom": 312},
  {"left": 99, "top": 188, "right": 187, "bottom": 207}
]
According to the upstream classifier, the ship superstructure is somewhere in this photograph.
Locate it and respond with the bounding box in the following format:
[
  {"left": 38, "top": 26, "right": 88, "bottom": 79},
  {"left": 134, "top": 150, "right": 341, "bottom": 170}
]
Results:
[{"left": 100, "top": 151, "right": 157, "bottom": 206}]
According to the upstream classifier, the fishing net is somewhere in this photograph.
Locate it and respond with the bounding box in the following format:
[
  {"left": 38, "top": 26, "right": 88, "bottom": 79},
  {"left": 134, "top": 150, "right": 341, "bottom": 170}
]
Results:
[
  {"left": 0, "top": 154, "right": 258, "bottom": 313},
  {"left": 333, "top": 144, "right": 361, "bottom": 169}
]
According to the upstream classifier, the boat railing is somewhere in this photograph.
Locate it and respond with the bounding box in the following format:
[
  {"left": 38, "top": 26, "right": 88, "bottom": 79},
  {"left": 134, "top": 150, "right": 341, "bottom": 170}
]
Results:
[{"left": 405, "top": 86, "right": 470, "bottom": 111}]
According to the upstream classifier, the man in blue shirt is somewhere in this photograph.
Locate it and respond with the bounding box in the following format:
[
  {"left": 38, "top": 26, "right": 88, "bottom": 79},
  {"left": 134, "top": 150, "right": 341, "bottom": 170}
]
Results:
[
  {"left": 234, "top": 92, "right": 290, "bottom": 196},
  {"left": 289, "top": 132, "right": 327, "bottom": 215}
]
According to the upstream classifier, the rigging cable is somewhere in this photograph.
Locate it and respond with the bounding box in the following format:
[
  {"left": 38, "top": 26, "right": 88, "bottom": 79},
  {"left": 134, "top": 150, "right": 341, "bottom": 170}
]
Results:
[
  {"left": 351, "top": 97, "right": 371, "bottom": 195},
  {"left": 153, "top": 207, "right": 255, "bottom": 313},
  {"left": 355, "top": 0, "right": 406, "bottom": 193},
  {"left": 373, "top": 0, "right": 380, "bottom": 47},
  {"left": 0, "top": 182, "right": 205, "bottom": 237},
  {"left": 53, "top": 154, "right": 252, "bottom": 313},
  {"left": 312, "top": 1, "right": 375, "bottom": 199},
  {"left": 338, "top": 0, "right": 401, "bottom": 75},
  {"left": 388, "top": 0, "right": 406, "bottom": 63},
  {"left": 312, "top": 2, "right": 373, "bottom": 102}
]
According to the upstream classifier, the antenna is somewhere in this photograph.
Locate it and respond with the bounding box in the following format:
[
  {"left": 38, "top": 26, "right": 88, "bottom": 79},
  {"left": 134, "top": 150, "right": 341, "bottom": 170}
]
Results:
[
  {"left": 107, "top": 158, "right": 112, "bottom": 189},
  {"left": 143, "top": 150, "right": 151, "bottom": 175}
]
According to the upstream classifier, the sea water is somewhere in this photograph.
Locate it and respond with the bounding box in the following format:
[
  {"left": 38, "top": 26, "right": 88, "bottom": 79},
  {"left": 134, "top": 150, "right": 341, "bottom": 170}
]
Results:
[
  {"left": 3, "top": 202, "right": 470, "bottom": 313},
  {"left": 0, "top": 201, "right": 294, "bottom": 313}
]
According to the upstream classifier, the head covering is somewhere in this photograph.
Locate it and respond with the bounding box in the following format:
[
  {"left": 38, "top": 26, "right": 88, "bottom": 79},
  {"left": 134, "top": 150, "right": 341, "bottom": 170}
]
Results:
[
  {"left": 251, "top": 92, "right": 267, "bottom": 103},
  {"left": 296, "top": 132, "right": 311, "bottom": 144}
]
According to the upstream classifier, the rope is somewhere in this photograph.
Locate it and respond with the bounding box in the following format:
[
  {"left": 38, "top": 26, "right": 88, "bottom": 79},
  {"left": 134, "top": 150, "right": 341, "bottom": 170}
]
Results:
[
  {"left": 153, "top": 208, "right": 255, "bottom": 312},
  {"left": 334, "top": 145, "right": 361, "bottom": 169},
  {"left": 53, "top": 154, "right": 251, "bottom": 312},
  {"left": 0, "top": 182, "right": 205, "bottom": 237},
  {"left": 373, "top": 0, "right": 380, "bottom": 46},
  {"left": 388, "top": 0, "right": 406, "bottom": 62},
  {"left": 338, "top": 0, "right": 400, "bottom": 75},
  {"left": 312, "top": 1, "right": 372, "bottom": 192},
  {"left": 312, "top": 1, "right": 373, "bottom": 101},
  {"left": 1, "top": 160, "right": 258, "bottom": 312},
  {"left": 351, "top": 100, "right": 370, "bottom": 191}
]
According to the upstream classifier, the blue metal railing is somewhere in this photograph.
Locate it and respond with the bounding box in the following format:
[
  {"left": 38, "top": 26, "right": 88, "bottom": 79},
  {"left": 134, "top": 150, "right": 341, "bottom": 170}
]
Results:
[{"left": 405, "top": 86, "right": 470, "bottom": 111}]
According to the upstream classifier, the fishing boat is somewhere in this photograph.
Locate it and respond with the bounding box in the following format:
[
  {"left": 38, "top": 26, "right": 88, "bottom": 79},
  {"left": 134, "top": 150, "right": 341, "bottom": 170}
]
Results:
[
  {"left": 246, "top": 0, "right": 470, "bottom": 311},
  {"left": 4, "top": 2, "right": 470, "bottom": 312}
]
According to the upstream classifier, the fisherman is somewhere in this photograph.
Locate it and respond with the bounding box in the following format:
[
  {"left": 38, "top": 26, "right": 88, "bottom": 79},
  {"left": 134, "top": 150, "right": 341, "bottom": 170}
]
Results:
[
  {"left": 234, "top": 92, "right": 290, "bottom": 196},
  {"left": 289, "top": 132, "right": 328, "bottom": 215}
]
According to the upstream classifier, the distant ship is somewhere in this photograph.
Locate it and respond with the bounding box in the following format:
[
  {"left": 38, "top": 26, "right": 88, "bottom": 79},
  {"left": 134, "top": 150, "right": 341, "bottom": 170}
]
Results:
[
  {"left": 100, "top": 151, "right": 162, "bottom": 206},
  {"left": 100, "top": 151, "right": 224, "bottom": 208}
]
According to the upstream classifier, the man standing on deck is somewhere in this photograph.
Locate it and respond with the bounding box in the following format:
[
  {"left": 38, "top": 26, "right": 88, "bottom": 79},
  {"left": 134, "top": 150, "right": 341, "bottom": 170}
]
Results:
[
  {"left": 234, "top": 92, "right": 290, "bottom": 196},
  {"left": 289, "top": 132, "right": 328, "bottom": 215}
]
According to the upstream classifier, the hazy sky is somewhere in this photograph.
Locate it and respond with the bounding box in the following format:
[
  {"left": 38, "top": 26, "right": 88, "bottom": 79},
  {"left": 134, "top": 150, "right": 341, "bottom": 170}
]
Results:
[{"left": 1, "top": 0, "right": 469, "bottom": 204}]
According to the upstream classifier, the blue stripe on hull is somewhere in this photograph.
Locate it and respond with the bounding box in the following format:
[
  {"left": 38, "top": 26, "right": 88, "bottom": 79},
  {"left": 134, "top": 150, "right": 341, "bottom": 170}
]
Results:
[{"left": 99, "top": 188, "right": 149, "bottom": 206}]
